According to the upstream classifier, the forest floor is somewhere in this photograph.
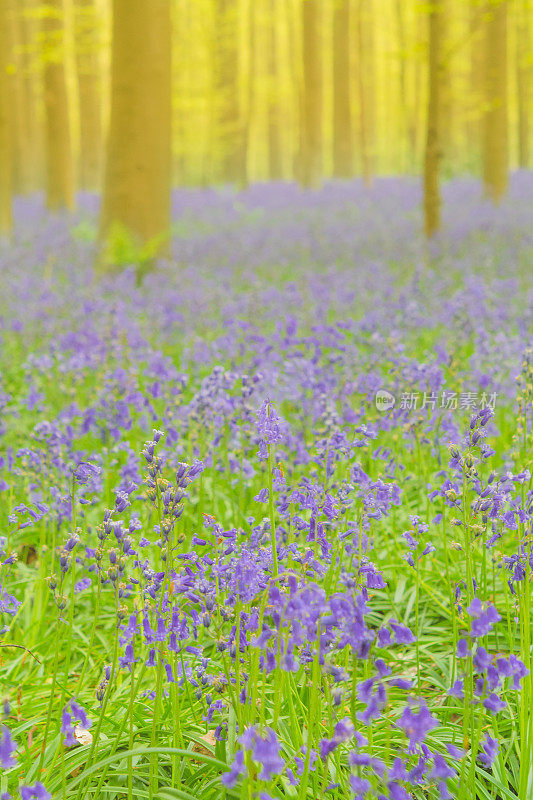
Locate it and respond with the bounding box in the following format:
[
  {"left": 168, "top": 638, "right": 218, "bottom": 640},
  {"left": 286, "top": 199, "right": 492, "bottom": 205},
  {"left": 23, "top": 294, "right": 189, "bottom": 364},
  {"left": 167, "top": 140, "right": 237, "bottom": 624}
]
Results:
[{"left": 1, "top": 174, "right": 533, "bottom": 799}]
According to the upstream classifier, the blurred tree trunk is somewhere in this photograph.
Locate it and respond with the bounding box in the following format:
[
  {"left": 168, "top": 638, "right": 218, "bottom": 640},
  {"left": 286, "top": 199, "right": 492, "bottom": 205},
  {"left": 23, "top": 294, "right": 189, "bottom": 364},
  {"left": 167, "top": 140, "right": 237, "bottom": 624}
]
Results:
[
  {"left": 74, "top": 0, "right": 102, "bottom": 190},
  {"left": 468, "top": 0, "right": 484, "bottom": 163},
  {"left": 287, "top": 0, "right": 300, "bottom": 180},
  {"left": 241, "top": 0, "right": 253, "bottom": 186},
  {"left": 213, "top": 0, "right": 246, "bottom": 186},
  {"left": 267, "top": 0, "right": 283, "bottom": 180},
  {"left": 357, "top": 0, "right": 375, "bottom": 185},
  {"left": 300, "top": 0, "right": 322, "bottom": 187},
  {"left": 412, "top": 9, "right": 425, "bottom": 169},
  {"left": 42, "top": 0, "right": 74, "bottom": 210},
  {"left": 6, "top": 0, "right": 34, "bottom": 194},
  {"left": 439, "top": 0, "right": 453, "bottom": 171},
  {"left": 516, "top": 0, "right": 530, "bottom": 168},
  {"left": 482, "top": 0, "right": 508, "bottom": 203},
  {"left": 332, "top": 0, "right": 352, "bottom": 177},
  {"left": 394, "top": 0, "right": 409, "bottom": 172},
  {"left": 0, "top": 0, "right": 13, "bottom": 235},
  {"left": 100, "top": 0, "right": 172, "bottom": 261},
  {"left": 424, "top": 0, "right": 442, "bottom": 237},
  {"left": 21, "top": 0, "right": 43, "bottom": 190}
]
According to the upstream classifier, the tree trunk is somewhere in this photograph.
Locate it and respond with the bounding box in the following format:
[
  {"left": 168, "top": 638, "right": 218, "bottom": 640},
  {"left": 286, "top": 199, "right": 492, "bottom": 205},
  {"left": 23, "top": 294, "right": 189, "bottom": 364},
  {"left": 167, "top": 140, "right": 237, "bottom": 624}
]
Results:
[
  {"left": 213, "top": 0, "right": 246, "bottom": 186},
  {"left": 516, "top": 0, "right": 530, "bottom": 168},
  {"left": 99, "top": 0, "right": 172, "bottom": 261},
  {"left": 42, "top": 0, "right": 74, "bottom": 211},
  {"left": 439, "top": 0, "right": 452, "bottom": 171},
  {"left": 300, "top": 0, "right": 322, "bottom": 187},
  {"left": 74, "top": 0, "right": 103, "bottom": 190},
  {"left": 357, "top": 0, "right": 376, "bottom": 185},
  {"left": 394, "top": 0, "right": 409, "bottom": 172},
  {"left": 482, "top": 0, "right": 508, "bottom": 203},
  {"left": 267, "top": 0, "right": 283, "bottom": 180},
  {"left": 0, "top": 0, "right": 13, "bottom": 235},
  {"left": 424, "top": 0, "right": 442, "bottom": 237},
  {"left": 20, "top": 0, "right": 43, "bottom": 190},
  {"left": 468, "top": 0, "right": 484, "bottom": 164},
  {"left": 6, "top": 0, "right": 35, "bottom": 194},
  {"left": 332, "top": 0, "right": 352, "bottom": 178}
]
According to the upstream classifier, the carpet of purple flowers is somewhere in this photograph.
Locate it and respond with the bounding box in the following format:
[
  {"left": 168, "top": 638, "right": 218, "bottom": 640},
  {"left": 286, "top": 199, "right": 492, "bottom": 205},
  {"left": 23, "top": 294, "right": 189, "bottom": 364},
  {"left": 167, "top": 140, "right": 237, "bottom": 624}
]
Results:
[{"left": 1, "top": 174, "right": 533, "bottom": 799}]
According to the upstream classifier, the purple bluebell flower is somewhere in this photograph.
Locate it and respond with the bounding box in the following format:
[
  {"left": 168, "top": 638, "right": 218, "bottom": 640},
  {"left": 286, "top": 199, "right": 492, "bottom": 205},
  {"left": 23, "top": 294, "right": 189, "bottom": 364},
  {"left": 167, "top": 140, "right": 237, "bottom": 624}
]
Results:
[
  {"left": 61, "top": 708, "right": 76, "bottom": 747},
  {"left": 468, "top": 599, "right": 501, "bottom": 638},
  {"left": 350, "top": 775, "right": 371, "bottom": 798},
  {"left": 73, "top": 461, "right": 101, "bottom": 485},
  {"left": 483, "top": 693, "right": 506, "bottom": 715},
  {"left": 0, "top": 725, "right": 17, "bottom": 767},
  {"left": 389, "top": 619, "right": 416, "bottom": 644},
  {"left": 447, "top": 679, "right": 464, "bottom": 699},
  {"left": 474, "top": 646, "right": 492, "bottom": 671},
  {"left": 20, "top": 784, "right": 51, "bottom": 800},
  {"left": 456, "top": 639, "right": 469, "bottom": 658},
  {"left": 398, "top": 701, "right": 439, "bottom": 749},
  {"left": 478, "top": 734, "right": 499, "bottom": 767},
  {"left": 252, "top": 728, "right": 285, "bottom": 780}
]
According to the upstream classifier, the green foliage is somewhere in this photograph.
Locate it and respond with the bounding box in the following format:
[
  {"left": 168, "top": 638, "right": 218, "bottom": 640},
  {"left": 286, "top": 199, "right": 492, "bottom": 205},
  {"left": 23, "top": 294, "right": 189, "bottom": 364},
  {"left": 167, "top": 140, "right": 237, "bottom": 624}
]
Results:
[{"left": 98, "top": 222, "right": 170, "bottom": 279}]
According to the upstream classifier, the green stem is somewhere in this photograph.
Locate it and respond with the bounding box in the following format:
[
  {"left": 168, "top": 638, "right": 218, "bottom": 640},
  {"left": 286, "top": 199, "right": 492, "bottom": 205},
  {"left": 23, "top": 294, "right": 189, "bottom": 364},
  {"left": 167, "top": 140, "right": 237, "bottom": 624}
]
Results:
[
  {"left": 38, "top": 613, "right": 61, "bottom": 774},
  {"left": 267, "top": 444, "right": 278, "bottom": 577}
]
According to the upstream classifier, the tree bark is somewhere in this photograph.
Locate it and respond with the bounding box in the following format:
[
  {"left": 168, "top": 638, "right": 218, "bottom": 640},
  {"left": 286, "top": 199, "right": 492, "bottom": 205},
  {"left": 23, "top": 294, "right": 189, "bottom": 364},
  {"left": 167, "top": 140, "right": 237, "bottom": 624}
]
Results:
[
  {"left": 332, "top": 0, "right": 352, "bottom": 177},
  {"left": 300, "top": 0, "right": 322, "bottom": 187},
  {"left": 213, "top": 0, "right": 247, "bottom": 185},
  {"left": 74, "top": 0, "right": 103, "bottom": 190},
  {"left": 6, "top": 0, "right": 36, "bottom": 194},
  {"left": 482, "top": 0, "right": 508, "bottom": 203},
  {"left": 99, "top": 0, "right": 172, "bottom": 260},
  {"left": 0, "top": 0, "right": 13, "bottom": 235},
  {"left": 42, "top": 0, "right": 75, "bottom": 211},
  {"left": 267, "top": 0, "right": 283, "bottom": 179},
  {"left": 357, "top": 0, "right": 376, "bottom": 185},
  {"left": 468, "top": 0, "right": 484, "bottom": 163},
  {"left": 516, "top": 0, "right": 530, "bottom": 168},
  {"left": 424, "top": 0, "right": 442, "bottom": 237}
]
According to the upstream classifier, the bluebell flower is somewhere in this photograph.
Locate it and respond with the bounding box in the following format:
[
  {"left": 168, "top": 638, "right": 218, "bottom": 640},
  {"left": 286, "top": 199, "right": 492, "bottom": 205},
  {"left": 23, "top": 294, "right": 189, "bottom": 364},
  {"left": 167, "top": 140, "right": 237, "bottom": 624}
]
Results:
[
  {"left": 252, "top": 728, "right": 285, "bottom": 780},
  {"left": 0, "top": 725, "right": 17, "bottom": 767},
  {"left": 20, "top": 784, "right": 51, "bottom": 800},
  {"left": 467, "top": 598, "right": 501, "bottom": 638},
  {"left": 483, "top": 693, "right": 506, "bottom": 715},
  {"left": 73, "top": 462, "right": 101, "bottom": 485},
  {"left": 398, "top": 701, "right": 439, "bottom": 749},
  {"left": 478, "top": 734, "right": 499, "bottom": 767}
]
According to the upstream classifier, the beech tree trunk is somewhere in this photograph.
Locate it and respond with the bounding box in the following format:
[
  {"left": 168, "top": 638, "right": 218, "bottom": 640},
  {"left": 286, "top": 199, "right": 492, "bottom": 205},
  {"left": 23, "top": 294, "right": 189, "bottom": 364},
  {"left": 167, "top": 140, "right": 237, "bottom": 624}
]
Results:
[
  {"left": 424, "top": 0, "right": 442, "bottom": 237},
  {"left": 100, "top": 0, "right": 172, "bottom": 259},
  {"left": 267, "top": 0, "right": 283, "bottom": 179},
  {"left": 0, "top": 0, "right": 13, "bottom": 235},
  {"left": 482, "top": 0, "right": 508, "bottom": 203},
  {"left": 300, "top": 0, "right": 322, "bottom": 187},
  {"left": 332, "top": 0, "right": 352, "bottom": 177},
  {"left": 213, "top": 0, "right": 246, "bottom": 185},
  {"left": 74, "top": 0, "right": 103, "bottom": 190},
  {"left": 6, "top": 0, "right": 36, "bottom": 194},
  {"left": 42, "top": 0, "right": 75, "bottom": 211},
  {"left": 357, "top": 0, "right": 376, "bottom": 185},
  {"left": 516, "top": 0, "right": 530, "bottom": 168}
]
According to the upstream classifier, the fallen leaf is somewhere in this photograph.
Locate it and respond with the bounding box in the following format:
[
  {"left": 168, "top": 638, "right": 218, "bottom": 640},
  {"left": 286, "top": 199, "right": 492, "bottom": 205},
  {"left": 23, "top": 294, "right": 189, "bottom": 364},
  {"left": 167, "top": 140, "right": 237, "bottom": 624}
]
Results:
[
  {"left": 191, "top": 730, "right": 216, "bottom": 755},
  {"left": 75, "top": 728, "right": 93, "bottom": 746}
]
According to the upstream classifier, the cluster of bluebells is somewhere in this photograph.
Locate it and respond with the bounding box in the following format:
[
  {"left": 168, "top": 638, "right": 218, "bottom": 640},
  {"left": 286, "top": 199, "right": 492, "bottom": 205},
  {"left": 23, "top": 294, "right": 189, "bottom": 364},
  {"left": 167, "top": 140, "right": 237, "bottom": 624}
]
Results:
[
  {"left": 0, "top": 723, "right": 51, "bottom": 799},
  {"left": 61, "top": 699, "right": 92, "bottom": 746},
  {"left": 1, "top": 179, "right": 533, "bottom": 798},
  {"left": 448, "top": 598, "right": 528, "bottom": 723}
]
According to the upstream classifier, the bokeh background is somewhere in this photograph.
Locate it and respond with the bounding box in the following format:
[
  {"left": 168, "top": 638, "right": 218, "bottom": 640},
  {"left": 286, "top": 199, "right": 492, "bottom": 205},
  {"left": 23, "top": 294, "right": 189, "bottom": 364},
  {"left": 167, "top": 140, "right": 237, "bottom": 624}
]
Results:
[{"left": 0, "top": 0, "right": 531, "bottom": 255}]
